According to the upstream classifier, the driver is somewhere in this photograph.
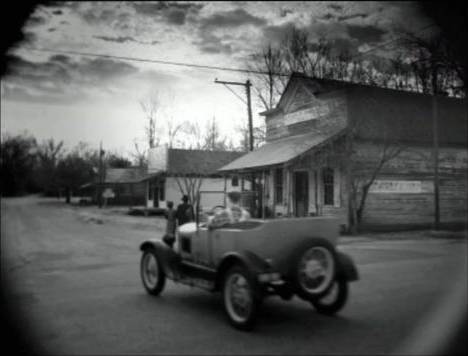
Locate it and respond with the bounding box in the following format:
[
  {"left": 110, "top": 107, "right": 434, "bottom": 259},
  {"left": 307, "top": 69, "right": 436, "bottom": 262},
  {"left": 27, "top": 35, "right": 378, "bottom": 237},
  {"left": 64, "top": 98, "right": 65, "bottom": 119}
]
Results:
[{"left": 208, "top": 191, "right": 250, "bottom": 229}]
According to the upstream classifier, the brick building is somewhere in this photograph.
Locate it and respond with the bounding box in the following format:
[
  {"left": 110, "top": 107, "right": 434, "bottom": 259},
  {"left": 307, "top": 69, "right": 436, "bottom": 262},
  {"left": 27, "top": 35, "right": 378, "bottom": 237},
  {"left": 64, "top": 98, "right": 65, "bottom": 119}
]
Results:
[{"left": 219, "top": 73, "right": 467, "bottom": 230}]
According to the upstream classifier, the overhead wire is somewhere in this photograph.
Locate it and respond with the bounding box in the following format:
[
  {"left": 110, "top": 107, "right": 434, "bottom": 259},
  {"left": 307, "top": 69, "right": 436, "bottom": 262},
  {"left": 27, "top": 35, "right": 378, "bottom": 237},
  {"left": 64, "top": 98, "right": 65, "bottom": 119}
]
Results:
[{"left": 21, "top": 23, "right": 438, "bottom": 80}]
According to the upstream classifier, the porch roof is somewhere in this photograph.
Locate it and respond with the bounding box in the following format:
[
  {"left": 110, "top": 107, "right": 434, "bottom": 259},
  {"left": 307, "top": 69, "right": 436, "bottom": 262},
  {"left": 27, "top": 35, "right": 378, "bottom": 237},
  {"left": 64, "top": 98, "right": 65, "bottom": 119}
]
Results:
[{"left": 219, "top": 128, "right": 345, "bottom": 172}]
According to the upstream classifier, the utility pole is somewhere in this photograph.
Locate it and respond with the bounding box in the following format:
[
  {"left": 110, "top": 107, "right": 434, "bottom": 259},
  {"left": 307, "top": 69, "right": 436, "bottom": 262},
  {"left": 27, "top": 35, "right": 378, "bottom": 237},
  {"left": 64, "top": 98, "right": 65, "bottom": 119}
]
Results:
[
  {"left": 431, "top": 69, "right": 440, "bottom": 230},
  {"left": 98, "top": 141, "right": 104, "bottom": 208},
  {"left": 214, "top": 79, "right": 254, "bottom": 151},
  {"left": 215, "top": 78, "right": 256, "bottom": 215}
]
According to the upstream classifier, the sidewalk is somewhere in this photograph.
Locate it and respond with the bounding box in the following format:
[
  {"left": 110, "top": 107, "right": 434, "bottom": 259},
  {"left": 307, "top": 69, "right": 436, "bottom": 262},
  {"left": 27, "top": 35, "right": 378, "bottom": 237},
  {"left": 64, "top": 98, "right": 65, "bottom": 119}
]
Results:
[
  {"left": 65, "top": 201, "right": 467, "bottom": 241},
  {"left": 339, "top": 229, "right": 467, "bottom": 245}
]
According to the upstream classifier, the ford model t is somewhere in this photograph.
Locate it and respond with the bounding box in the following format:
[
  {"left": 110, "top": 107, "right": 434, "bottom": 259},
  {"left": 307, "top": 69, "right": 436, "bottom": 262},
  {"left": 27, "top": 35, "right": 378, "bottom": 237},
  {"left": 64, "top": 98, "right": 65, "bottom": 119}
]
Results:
[{"left": 139, "top": 216, "right": 359, "bottom": 330}]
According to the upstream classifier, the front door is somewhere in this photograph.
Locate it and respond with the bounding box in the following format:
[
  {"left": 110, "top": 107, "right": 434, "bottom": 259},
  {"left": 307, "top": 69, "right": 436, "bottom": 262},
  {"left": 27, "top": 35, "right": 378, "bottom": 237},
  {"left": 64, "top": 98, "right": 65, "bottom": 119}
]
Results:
[
  {"left": 147, "top": 182, "right": 158, "bottom": 208},
  {"left": 294, "top": 171, "right": 309, "bottom": 217}
]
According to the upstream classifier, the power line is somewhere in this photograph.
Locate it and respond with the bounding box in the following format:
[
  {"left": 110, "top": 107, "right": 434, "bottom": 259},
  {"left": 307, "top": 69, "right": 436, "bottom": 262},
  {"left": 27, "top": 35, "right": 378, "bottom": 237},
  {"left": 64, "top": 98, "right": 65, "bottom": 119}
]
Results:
[
  {"left": 21, "top": 23, "right": 437, "bottom": 80},
  {"left": 23, "top": 46, "right": 290, "bottom": 77}
]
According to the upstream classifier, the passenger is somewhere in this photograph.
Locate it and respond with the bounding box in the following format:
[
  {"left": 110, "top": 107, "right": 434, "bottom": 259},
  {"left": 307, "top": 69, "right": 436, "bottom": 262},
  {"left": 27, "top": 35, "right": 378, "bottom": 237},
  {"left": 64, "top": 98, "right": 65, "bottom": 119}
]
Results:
[{"left": 208, "top": 191, "right": 250, "bottom": 229}]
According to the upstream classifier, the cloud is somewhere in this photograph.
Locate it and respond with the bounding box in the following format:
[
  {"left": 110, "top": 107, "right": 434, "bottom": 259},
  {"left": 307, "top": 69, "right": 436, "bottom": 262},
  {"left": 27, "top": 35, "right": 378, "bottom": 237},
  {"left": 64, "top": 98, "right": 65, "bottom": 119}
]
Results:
[
  {"left": 318, "top": 13, "right": 335, "bottom": 21},
  {"left": 193, "top": 33, "right": 233, "bottom": 55},
  {"left": 347, "top": 24, "right": 385, "bottom": 43},
  {"left": 327, "top": 4, "right": 343, "bottom": 11},
  {"left": 280, "top": 8, "right": 293, "bottom": 18},
  {"left": 25, "top": 15, "right": 47, "bottom": 27},
  {"left": 94, "top": 35, "right": 139, "bottom": 43},
  {"left": 132, "top": 2, "right": 203, "bottom": 25},
  {"left": 262, "top": 22, "right": 296, "bottom": 46},
  {"left": 93, "top": 35, "right": 160, "bottom": 45},
  {"left": 337, "top": 13, "right": 369, "bottom": 21},
  {"left": 166, "top": 9, "right": 187, "bottom": 25},
  {"left": 3, "top": 54, "right": 140, "bottom": 103},
  {"left": 199, "top": 8, "right": 267, "bottom": 29}
]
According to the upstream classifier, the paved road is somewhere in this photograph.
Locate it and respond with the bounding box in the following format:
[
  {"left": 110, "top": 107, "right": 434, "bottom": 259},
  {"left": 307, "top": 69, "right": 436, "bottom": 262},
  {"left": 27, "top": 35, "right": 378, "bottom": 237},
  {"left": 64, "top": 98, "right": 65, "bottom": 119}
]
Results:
[{"left": 1, "top": 197, "right": 466, "bottom": 355}]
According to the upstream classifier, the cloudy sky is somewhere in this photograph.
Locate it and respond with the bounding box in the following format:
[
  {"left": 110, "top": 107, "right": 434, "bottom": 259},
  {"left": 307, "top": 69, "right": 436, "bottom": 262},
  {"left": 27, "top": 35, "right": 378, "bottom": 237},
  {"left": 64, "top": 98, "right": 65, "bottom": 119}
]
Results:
[{"left": 1, "top": 1, "right": 432, "bottom": 157}]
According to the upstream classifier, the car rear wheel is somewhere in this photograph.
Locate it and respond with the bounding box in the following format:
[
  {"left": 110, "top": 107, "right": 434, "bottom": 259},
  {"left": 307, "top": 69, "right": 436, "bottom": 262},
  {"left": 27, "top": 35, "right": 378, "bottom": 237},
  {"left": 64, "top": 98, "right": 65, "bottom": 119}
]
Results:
[
  {"left": 140, "top": 249, "right": 166, "bottom": 295},
  {"left": 310, "top": 278, "right": 348, "bottom": 315},
  {"left": 222, "top": 265, "right": 259, "bottom": 330},
  {"left": 292, "top": 239, "right": 337, "bottom": 299}
]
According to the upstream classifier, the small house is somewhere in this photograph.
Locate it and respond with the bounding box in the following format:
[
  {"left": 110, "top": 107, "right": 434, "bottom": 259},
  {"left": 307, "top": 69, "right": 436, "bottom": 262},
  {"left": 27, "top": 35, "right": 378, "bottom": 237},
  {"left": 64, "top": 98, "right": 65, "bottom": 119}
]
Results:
[{"left": 145, "top": 146, "right": 245, "bottom": 210}]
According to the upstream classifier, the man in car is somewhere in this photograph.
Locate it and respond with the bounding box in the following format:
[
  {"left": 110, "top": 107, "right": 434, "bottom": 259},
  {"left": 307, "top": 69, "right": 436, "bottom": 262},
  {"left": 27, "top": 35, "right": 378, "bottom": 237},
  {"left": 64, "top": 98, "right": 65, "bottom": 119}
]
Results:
[{"left": 208, "top": 191, "right": 250, "bottom": 229}]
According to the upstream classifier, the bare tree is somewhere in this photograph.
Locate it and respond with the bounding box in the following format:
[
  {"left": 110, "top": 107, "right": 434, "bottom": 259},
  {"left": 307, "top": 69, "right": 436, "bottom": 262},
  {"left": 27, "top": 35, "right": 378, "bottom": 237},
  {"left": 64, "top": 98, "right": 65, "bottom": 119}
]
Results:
[
  {"left": 174, "top": 174, "right": 203, "bottom": 213},
  {"left": 400, "top": 30, "right": 464, "bottom": 96},
  {"left": 248, "top": 44, "right": 287, "bottom": 110},
  {"left": 36, "top": 138, "right": 64, "bottom": 196},
  {"left": 236, "top": 122, "right": 266, "bottom": 152},
  {"left": 131, "top": 140, "right": 148, "bottom": 167},
  {"left": 139, "top": 90, "right": 162, "bottom": 149},
  {"left": 165, "top": 119, "right": 185, "bottom": 148}
]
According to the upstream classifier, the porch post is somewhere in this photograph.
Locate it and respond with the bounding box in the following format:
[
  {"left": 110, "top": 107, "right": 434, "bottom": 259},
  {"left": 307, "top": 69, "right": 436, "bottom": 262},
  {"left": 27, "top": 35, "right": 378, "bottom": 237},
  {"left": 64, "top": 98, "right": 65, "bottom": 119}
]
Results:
[{"left": 223, "top": 175, "right": 227, "bottom": 207}]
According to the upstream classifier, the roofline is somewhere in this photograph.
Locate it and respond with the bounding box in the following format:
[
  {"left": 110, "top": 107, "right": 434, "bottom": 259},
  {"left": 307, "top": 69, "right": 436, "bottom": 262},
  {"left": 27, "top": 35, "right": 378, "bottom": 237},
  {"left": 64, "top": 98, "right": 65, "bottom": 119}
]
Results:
[{"left": 218, "top": 129, "right": 347, "bottom": 172}]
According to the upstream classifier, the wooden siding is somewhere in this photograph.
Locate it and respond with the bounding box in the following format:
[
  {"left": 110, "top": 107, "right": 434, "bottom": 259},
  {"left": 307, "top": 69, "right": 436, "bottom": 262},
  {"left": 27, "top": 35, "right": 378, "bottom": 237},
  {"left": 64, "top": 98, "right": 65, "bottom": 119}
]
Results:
[
  {"left": 162, "top": 176, "right": 242, "bottom": 210},
  {"left": 353, "top": 143, "right": 468, "bottom": 227},
  {"left": 265, "top": 88, "right": 348, "bottom": 141}
]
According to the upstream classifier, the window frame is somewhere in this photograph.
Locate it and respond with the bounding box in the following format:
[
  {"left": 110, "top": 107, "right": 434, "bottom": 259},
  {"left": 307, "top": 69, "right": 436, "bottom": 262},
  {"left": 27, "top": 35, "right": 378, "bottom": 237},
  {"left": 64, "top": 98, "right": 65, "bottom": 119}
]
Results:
[
  {"left": 274, "top": 168, "right": 283, "bottom": 204},
  {"left": 322, "top": 167, "right": 334, "bottom": 206}
]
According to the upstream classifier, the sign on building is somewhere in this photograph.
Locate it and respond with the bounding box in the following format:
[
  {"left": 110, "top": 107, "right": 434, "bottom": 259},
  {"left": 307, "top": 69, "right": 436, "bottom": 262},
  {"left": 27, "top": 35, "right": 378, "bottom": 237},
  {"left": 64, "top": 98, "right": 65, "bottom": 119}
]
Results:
[{"left": 369, "top": 180, "right": 434, "bottom": 194}]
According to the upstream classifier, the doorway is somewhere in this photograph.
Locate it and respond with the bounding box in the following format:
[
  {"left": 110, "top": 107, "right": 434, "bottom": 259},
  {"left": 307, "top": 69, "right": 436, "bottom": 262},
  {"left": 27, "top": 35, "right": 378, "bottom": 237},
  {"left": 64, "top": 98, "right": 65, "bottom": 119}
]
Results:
[{"left": 294, "top": 171, "right": 309, "bottom": 217}]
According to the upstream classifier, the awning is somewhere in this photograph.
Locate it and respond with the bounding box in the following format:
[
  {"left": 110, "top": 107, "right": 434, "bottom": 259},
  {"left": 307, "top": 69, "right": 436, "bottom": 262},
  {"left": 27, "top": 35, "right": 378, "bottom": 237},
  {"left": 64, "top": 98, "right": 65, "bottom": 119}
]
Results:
[{"left": 219, "top": 128, "right": 345, "bottom": 172}]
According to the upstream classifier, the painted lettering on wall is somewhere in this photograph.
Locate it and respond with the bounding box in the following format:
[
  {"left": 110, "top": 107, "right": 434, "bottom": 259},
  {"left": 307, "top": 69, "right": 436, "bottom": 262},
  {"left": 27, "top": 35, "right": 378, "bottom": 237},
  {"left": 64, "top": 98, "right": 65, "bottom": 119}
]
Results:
[
  {"left": 285, "top": 104, "right": 330, "bottom": 125},
  {"left": 369, "top": 180, "right": 434, "bottom": 193}
]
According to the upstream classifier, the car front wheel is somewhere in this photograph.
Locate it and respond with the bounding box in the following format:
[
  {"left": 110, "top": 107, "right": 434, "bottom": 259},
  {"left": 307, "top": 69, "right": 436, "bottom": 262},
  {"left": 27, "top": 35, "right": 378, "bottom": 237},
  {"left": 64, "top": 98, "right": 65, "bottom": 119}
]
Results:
[
  {"left": 140, "top": 249, "right": 166, "bottom": 296},
  {"left": 222, "top": 265, "right": 259, "bottom": 330},
  {"left": 310, "top": 278, "right": 348, "bottom": 315},
  {"left": 292, "top": 239, "right": 337, "bottom": 300}
]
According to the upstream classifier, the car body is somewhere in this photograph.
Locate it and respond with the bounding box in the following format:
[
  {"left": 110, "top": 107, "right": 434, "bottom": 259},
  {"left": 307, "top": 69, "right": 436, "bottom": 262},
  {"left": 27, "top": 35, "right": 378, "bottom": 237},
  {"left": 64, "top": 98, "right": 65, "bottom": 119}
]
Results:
[{"left": 139, "top": 216, "right": 359, "bottom": 330}]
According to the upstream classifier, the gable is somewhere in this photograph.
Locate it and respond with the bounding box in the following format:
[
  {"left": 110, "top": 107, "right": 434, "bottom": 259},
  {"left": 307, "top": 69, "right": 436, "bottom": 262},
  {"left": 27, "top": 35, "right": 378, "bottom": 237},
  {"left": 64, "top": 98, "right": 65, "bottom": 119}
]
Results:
[{"left": 167, "top": 149, "right": 244, "bottom": 176}]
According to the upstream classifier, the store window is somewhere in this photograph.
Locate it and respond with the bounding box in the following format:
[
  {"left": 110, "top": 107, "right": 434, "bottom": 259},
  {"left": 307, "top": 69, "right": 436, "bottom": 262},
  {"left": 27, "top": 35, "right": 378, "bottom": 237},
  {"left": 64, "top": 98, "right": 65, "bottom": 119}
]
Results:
[
  {"left": 322, "top": 167, "right": 334, "bottom": 205},
  {"left": 275, "top": 168, "right": 283, "bottom": 204}
]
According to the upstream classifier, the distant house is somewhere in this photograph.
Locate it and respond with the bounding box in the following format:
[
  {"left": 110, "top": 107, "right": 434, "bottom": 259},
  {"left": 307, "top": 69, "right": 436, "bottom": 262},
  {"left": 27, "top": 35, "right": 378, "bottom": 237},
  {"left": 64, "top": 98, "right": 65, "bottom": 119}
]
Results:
[
  {"left": 80, "top": 167, "right": 151, "bottom": 206},
  {"left": 145, "top": 146, "right": 245, "bottom": 210}
]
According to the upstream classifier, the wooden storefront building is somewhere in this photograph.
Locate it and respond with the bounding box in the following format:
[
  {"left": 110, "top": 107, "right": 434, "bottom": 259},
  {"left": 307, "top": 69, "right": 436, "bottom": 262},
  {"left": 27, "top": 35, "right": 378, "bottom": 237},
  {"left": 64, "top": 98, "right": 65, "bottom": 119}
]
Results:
[{"left": 219, "top": 73, "right": 467, "bottom": 230}]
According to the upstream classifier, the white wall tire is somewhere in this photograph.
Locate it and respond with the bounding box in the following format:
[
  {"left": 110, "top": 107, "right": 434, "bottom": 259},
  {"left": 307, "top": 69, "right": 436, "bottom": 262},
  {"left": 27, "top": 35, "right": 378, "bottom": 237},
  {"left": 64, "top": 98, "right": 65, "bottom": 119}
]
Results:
[
  {"left": 222, "top": 266, "right": 259, "bottom": 330},
  {"left": 292, "top": 239, "right": 337, "bottom": 299},
  {"left": 310, "top": 278, "right": 349, "bottom": 315},
  {"left": 140, "top": 249, "right": 166, "bottom": 296}
]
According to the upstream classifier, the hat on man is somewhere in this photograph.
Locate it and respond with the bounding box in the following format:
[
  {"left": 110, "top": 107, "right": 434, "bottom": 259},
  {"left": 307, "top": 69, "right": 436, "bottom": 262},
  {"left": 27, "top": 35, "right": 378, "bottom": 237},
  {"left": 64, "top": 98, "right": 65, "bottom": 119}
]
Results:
[{"left": 182, "top": 195, "right": 189, "bottom": 202}]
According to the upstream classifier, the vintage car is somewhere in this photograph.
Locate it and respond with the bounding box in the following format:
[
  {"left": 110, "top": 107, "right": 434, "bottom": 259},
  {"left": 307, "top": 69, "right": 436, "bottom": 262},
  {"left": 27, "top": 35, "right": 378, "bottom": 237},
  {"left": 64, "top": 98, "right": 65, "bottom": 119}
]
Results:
[{"left": 139, "top": 216, "right": 359, "bottom": 330}]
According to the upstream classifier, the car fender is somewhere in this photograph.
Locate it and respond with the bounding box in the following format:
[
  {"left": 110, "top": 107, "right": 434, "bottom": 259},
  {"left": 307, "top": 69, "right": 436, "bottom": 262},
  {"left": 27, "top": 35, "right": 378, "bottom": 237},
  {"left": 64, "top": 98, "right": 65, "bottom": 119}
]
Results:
[
  {"left": 214, "top": 250, "right": 271, "bottom": 292},
  {"left": 336, "top": 251, "right": 359, "bottom": 282},
  {"left": 139, "top": 239, "right": 178, "bottom": 274}
]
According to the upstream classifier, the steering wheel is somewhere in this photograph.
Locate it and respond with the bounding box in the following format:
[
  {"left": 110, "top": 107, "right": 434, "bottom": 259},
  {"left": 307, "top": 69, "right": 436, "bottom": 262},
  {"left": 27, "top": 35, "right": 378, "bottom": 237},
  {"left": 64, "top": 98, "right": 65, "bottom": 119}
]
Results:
[{"left": 210, "top": 205, "right": 225, "bottom": 215}]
